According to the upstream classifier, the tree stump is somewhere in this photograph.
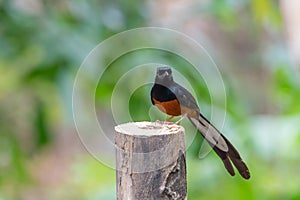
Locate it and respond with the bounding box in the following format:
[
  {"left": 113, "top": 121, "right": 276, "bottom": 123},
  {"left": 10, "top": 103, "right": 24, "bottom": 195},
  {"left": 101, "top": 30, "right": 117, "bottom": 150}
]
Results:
[{"left": 115, "top": 121, "right": 187, "bottom": 200}]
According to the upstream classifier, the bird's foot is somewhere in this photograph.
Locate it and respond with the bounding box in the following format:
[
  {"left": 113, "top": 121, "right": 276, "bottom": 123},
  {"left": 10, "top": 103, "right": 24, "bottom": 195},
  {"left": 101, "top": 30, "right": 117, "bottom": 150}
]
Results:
[{"left": 155, "top": 120, "right": 175, "bottom": 125}]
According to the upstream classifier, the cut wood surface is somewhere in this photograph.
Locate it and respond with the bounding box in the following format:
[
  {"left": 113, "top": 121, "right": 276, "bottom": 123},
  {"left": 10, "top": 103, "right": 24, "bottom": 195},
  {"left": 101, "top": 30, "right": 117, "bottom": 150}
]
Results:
[{"left": 115, "top": 121, "right": 187, "bottom": 200}]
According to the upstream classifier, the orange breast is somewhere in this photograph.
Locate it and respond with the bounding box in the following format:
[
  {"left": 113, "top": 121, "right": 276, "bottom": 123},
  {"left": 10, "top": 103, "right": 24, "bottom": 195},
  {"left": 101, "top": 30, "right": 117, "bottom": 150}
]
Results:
[{"left": 152, "top": 98, "right": 181, "bottom": 116}]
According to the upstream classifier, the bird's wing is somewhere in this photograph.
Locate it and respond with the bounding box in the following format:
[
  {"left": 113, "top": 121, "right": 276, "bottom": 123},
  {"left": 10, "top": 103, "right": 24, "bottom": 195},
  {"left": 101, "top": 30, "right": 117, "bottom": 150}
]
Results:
[{"left": 169, "top": 83, "right": 199, "bottom": 110}]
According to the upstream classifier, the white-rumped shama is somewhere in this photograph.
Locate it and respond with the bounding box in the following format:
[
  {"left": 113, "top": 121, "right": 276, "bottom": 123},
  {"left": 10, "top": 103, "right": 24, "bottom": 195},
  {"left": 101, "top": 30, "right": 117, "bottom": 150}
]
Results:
[{"left": 151, "top": 66, "right": 250, "bottom": 179}]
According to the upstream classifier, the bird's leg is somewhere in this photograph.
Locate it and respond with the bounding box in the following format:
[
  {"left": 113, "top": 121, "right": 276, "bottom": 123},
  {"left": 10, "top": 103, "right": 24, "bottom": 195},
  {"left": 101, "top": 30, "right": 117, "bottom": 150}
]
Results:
[
  {"left": 174, "top": 113, "right": 187, "bottom": 124},
  {"left": 166, "top": 115, "right": 174, "bottom": 122},
  {"left": 161, "top": 116, "right": 175, "bottom": 125},
  {"left": 155, "top": 115, "right": 183, "bottom": 125}
]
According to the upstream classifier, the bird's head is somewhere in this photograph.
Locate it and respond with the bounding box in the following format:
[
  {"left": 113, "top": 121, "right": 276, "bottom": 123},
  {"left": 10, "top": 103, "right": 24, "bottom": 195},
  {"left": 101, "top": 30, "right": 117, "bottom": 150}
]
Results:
[{"left": 155, "top": 66, "right": 174, "bottom": 85}]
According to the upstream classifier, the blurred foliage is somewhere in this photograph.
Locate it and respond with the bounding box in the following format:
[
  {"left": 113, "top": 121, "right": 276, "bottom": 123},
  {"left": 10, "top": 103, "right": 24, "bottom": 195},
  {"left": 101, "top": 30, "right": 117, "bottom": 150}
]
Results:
[
  {"left": 252, "top": 0, "right": 282, "bottom": 27},
  {"left": 273, "top": 67, "right": 300, "bottom": 114},
  {"left": 0, "top": 0, "right": 299, "bottom": 199}
]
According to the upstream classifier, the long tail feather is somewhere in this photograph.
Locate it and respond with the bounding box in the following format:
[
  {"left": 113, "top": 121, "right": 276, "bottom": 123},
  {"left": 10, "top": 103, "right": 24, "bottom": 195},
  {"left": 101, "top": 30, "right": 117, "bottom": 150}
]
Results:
[{"left": 188, "top": 114, "right": 250, "bottom": 179}]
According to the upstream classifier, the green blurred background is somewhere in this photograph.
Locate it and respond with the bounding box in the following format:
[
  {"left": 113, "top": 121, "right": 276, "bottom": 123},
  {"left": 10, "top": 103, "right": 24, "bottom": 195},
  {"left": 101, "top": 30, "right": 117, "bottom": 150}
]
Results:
[{"left": 1, "top": 0, "right": 300, "bottom": 199}]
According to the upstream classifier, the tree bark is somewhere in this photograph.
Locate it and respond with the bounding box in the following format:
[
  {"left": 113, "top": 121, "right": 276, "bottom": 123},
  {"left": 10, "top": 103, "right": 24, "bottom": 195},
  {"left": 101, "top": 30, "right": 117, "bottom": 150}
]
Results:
[{"left": 115, "top": 121, "right": 187, "bottom": 200}]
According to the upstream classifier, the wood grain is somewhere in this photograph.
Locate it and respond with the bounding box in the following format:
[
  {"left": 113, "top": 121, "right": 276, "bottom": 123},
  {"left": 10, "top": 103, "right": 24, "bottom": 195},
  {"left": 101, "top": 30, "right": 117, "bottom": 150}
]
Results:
[{"left": 115, "top": 122, "right": 187, "bottom": 200}]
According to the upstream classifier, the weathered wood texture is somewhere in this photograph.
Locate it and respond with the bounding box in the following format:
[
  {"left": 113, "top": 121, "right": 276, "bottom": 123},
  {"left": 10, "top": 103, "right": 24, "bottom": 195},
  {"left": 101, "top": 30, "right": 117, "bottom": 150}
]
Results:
[{"left": 115, "top": 122, "right": 187, "bottom": 200}]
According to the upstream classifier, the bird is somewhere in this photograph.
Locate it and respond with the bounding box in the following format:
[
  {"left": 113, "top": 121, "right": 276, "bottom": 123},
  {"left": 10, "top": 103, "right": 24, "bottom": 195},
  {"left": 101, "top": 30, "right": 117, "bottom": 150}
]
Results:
[{"left": 150, "top": 66, "right": 250, "bottom": 179}]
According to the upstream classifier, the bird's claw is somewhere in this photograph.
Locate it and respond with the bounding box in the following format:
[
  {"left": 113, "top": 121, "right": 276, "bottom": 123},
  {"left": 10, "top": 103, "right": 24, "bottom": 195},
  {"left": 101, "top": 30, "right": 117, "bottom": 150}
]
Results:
[{"left": 155, "top": 120, "right": 175, "bottom": 125}]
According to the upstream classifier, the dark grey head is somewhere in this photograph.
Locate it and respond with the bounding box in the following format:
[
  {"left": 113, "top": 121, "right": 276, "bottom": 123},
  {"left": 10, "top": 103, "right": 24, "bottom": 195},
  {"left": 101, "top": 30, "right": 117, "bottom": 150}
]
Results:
[{"left": 155, "top": 66, "right": 173, "bottom": 84}]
